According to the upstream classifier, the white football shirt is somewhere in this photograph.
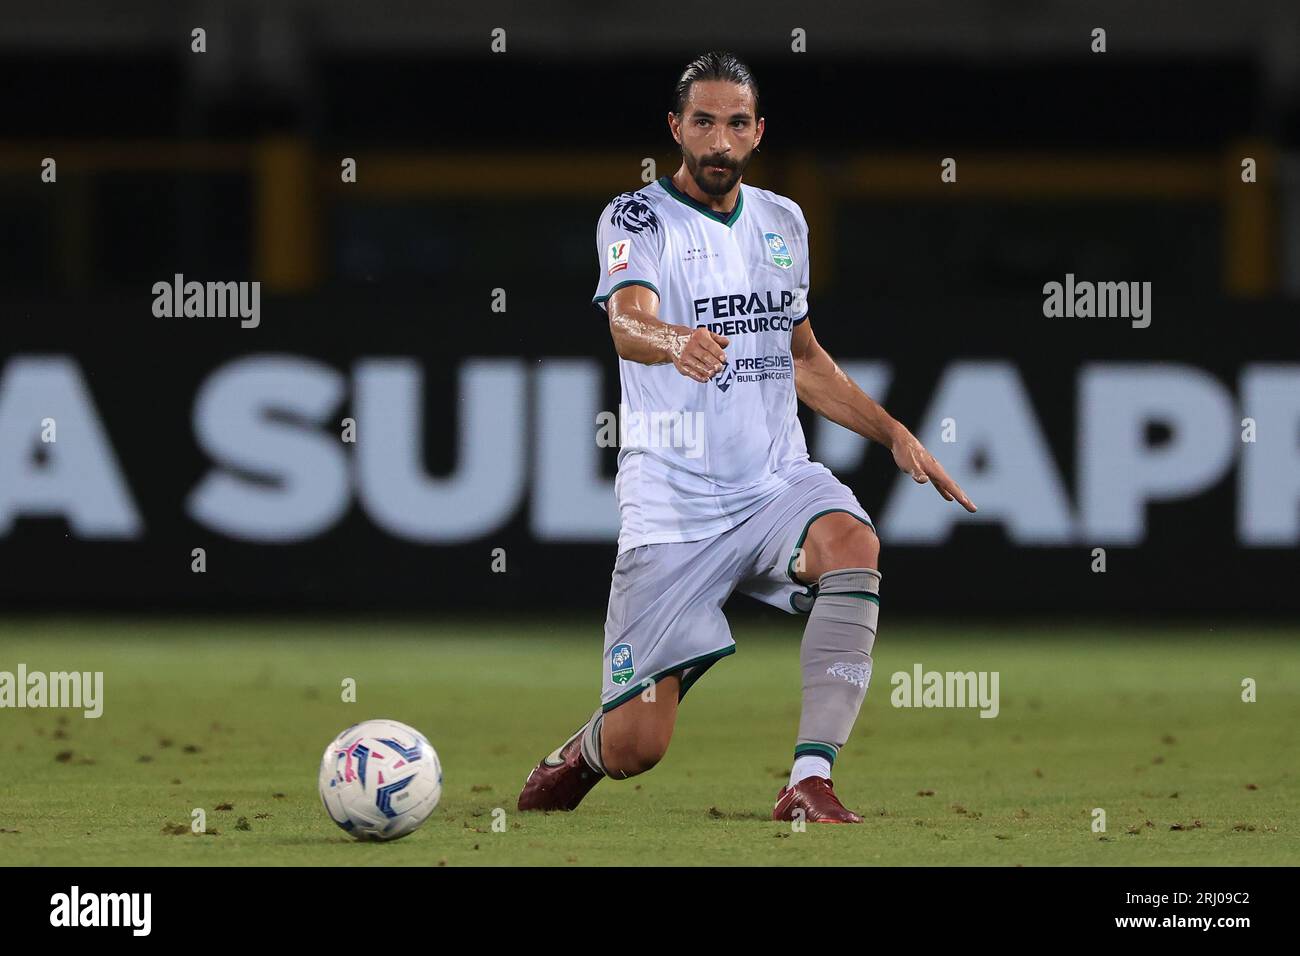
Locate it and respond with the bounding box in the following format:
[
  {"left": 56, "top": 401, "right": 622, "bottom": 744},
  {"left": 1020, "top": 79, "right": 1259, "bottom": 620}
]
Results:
[{"left": 592, "top": 175, "right": 831, "bottom": 554}]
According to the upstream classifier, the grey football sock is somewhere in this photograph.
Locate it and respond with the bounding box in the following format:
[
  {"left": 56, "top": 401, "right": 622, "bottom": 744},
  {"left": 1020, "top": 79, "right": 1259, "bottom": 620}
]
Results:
[
  {"left": 578, "top": 707, "right": 608, "bottom": 776},
  {"left": 794, "top": 567, "right": 882, "bottom": 766}
]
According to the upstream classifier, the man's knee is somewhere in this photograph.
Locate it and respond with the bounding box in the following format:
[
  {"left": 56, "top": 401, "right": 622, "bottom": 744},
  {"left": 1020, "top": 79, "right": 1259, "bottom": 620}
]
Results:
[
  {"left": 601, "top": 728, "right": 670, "bottom": 778},
  {"left": 800, "top": 513, "right": 880, "bottom": 581},
  {"left": 600, "top": 674, "right": 680, "bottom": 778},
  {"left": 843, "top": 522, "right": 881, "bottom": 569}
]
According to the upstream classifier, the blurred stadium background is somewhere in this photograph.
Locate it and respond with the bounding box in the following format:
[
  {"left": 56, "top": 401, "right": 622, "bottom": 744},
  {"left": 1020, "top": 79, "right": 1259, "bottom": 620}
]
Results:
[
  {"left": 3, "top": 0, "right": 1299, "bottom": 618},
  {"left": 3, "top": 0, "right": 1300, "bottom": 870}
]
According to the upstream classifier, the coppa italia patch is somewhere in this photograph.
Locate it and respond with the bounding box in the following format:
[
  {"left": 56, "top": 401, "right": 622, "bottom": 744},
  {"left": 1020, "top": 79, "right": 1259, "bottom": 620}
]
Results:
[{"left": 607, "top": 239, "right": 631, "bottom": 275}]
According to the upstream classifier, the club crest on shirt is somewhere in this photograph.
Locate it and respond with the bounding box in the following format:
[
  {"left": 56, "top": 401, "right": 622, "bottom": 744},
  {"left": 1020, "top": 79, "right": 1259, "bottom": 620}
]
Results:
[
  {"left": 610, "top": 643, "right": 635, "bottom": 684},
  {"left": 607, "top": 238, "right": 631, "bottom": 276},
  {"left": 764, "top": 232, "right": 793, "bottom": 269},
  {"left": 609, "top": 193, "right": 660, "bottom": 234}
]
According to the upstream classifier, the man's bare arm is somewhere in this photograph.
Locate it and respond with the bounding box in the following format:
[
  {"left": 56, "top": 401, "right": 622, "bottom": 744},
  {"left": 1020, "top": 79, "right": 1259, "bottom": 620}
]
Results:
[
  {"left": 791, "top": 320, "right": 977, "bottom": 512},
  {"left": 605, "top": 284, "right": 730, "bottom": 383}
]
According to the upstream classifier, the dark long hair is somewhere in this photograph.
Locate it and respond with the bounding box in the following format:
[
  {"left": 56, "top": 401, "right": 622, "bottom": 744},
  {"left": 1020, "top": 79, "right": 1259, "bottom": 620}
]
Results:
[{"left": 673, "top": 51, "right": 760, "bottom": 117}]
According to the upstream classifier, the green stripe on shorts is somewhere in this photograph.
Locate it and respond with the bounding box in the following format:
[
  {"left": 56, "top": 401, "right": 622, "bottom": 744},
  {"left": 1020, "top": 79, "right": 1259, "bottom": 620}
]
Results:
[{"left": 601, "top": 645, "right": 736, "bottom": 713}]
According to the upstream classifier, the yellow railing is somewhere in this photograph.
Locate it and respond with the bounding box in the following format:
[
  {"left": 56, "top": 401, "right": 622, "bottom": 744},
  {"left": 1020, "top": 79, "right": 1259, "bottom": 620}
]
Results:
[{"left": 0, "top": 140, "right": 1277, "bottom": 296}]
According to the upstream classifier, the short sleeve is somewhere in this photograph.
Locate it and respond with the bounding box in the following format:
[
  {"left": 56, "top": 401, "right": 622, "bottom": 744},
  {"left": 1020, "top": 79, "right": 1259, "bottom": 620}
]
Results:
[
  {"left": 791, "top": 205, "right": 811, "bottom": 325},
  {"left": 591, "top": 191, "right": 666, "bottom": 315}
]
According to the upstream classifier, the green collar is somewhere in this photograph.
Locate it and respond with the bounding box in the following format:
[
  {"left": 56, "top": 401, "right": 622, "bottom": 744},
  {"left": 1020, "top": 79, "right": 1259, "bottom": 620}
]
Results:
[{"left": 658, "top": 175, "right": 744, "bottom": 228}]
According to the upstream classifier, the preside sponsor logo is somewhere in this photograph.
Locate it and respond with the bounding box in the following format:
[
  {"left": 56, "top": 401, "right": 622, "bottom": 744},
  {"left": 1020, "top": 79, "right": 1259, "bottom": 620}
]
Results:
[
  {"left": 712, "top": 353, "right": 794, "bottom": 389},
  {"left": 730, "top": 354, "right": 793, "bottom": 384}
]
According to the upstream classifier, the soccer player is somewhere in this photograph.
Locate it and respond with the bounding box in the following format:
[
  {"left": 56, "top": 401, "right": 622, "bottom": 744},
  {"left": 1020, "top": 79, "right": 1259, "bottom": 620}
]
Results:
[{"left": 518, "top": 51, "right": 975, "bottom": 823}]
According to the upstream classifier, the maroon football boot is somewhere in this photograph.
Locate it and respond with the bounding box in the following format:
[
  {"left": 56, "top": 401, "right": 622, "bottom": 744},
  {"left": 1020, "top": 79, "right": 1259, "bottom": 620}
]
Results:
[
  {"left": 772, "top": 777, "right": 863, "bottom": 824},
  {"left": 517, "top": 727, "right": 604, "bottom": 812}
]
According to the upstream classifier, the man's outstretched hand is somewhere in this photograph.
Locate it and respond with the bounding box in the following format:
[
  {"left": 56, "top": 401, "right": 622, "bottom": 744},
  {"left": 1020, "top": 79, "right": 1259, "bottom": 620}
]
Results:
[{"left": 890, "top": 428, "right": 977, "bottom": 513}]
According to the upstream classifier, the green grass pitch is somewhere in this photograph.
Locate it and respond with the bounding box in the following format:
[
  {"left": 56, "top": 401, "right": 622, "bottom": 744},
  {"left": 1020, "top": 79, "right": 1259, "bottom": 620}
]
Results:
[{"left": 1, "top": 618, "right": 1295, "bottom": 866}]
